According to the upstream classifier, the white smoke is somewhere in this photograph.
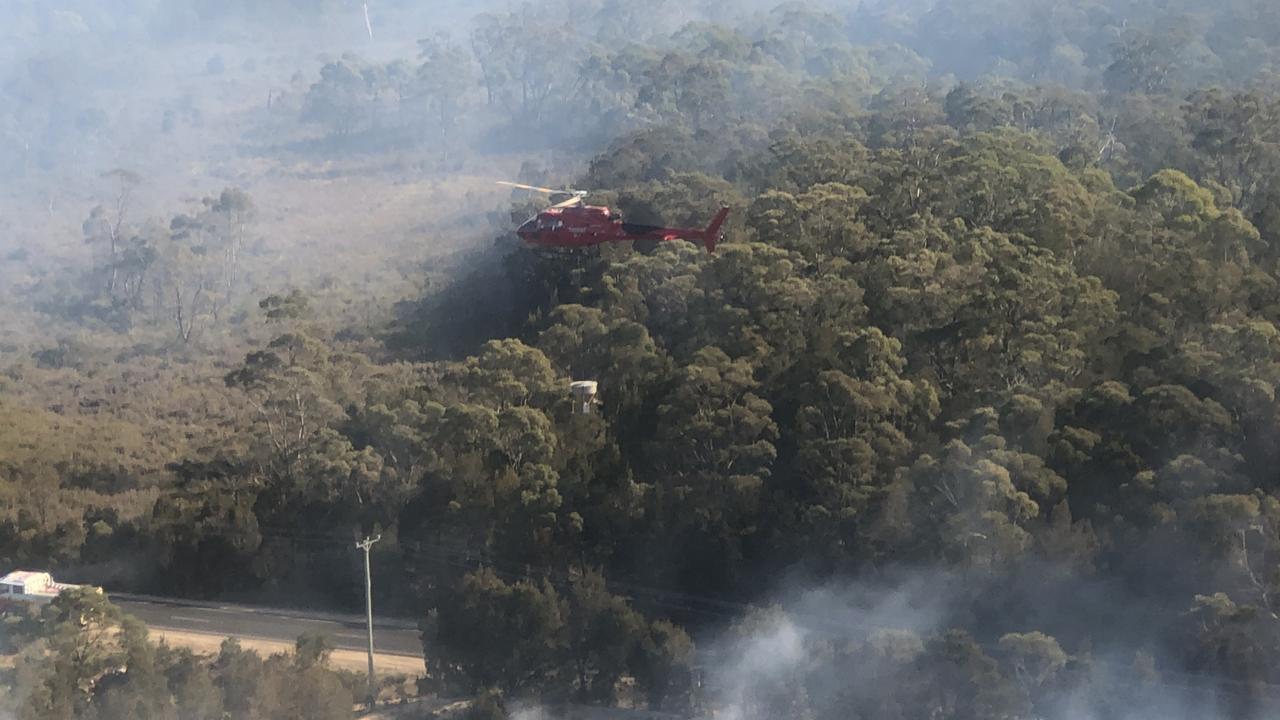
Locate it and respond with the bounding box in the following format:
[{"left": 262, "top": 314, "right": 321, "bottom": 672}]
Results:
[
  {"left": 697, "top": 567, "right": 1271, "bottom": 720},
  {"left": 716, "top": 615, "right": 807, "bottom": 720}
]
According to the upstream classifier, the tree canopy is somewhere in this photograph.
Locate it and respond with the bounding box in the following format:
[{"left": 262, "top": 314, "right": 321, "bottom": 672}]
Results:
[{"left": 10, "top": 0, "right": 1280, "bottom": 718}]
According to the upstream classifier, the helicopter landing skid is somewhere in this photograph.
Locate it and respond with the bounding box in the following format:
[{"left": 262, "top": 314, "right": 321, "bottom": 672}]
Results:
[{"left": 527, "top": 245, "right": 601, "bottom": 260}]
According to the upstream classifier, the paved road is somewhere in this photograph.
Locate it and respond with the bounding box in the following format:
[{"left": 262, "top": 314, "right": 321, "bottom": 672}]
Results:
[{"left": 112, "top": 593, "right": 422, "bottom": 657}]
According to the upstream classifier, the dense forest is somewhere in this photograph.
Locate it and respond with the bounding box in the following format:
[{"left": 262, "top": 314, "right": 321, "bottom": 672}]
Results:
[{"left": 7, "top": 0, "right": 1280, "bottom": 718}]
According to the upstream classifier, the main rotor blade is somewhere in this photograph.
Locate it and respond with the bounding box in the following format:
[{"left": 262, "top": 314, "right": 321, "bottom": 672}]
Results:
[
  {"left": 551, "top": 196, "right": 583, "bottom": 209},
  {"left": 497, "top": 181, "right": 561, "bottom": 194}
]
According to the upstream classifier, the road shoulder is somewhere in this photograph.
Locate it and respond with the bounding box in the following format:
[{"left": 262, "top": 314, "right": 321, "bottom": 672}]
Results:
[{"left": 149, "top": 627, "right": 427, "bottom": 677}]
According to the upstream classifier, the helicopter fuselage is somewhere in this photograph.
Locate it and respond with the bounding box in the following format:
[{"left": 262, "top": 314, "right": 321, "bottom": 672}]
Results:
[{"left": 516, "top": 204, "right": 728, "bottom": 252}]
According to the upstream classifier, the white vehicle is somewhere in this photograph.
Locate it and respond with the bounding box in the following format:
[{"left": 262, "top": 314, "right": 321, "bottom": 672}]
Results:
[{"left": 0, "top": 570, "right": 93, "bottom": 604}]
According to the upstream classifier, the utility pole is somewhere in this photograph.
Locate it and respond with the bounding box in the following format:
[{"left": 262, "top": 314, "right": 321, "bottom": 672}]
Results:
[{"left": 356, "top": 534, "right": 381, "bottom": 710}]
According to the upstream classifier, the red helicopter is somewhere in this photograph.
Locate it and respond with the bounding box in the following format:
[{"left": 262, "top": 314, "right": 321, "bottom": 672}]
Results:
[{"left": 499, "top": 181, "right": 728, "bottom": 253}]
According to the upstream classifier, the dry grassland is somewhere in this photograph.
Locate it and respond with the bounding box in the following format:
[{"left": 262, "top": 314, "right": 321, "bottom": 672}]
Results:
[{"left": 150, "top": 626, "right": 426, "bottom": 676}]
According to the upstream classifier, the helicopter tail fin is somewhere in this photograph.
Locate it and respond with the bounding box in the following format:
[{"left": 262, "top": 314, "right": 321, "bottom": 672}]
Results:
[{"left": 703, "top": 207, "right": 730, "bottom": 253}]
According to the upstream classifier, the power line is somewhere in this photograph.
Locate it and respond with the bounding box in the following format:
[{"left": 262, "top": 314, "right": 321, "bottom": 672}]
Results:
[{"left": 234, "top": 525, "right": 1280, "bottom": 707}]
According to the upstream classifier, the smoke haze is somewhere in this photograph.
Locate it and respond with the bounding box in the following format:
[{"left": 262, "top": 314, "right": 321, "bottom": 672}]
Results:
[{"left": 5, "top": 1, "right": 1280, "bottom": 719}]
